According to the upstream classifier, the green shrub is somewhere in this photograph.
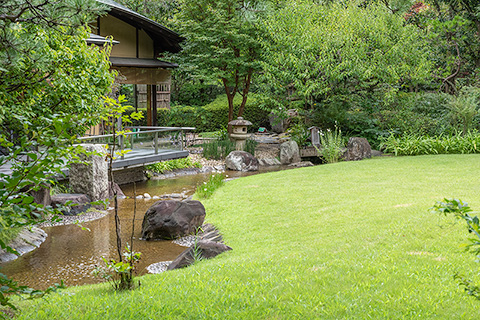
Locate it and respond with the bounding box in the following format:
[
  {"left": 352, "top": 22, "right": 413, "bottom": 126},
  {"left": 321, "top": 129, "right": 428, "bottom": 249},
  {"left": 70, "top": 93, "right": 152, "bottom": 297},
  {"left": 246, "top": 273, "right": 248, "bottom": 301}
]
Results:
[
  {"left": 0, "top": 215, "right": 21, "bottom": 246},
  {"left": 123, "top": 93, "right": 270, "bottom": 132},
  {"left": 123, "top": 107, "right": 147, "bottom": 127},
  {"left": 375, "top": 92, "right": 451, "bottom": 136},
  {"left": 448, "top": 87, "right": 480, "bottom": 136},
  {"left": 287, "top": 123, "right": 311, "bottom": 148},
  {"left": 202, "top": 94, "right": 270, "bottom": 132},
  {"left": 380, "top": 131, "right": 480, "bottom": 156},
  {"left": 146, "top": 158, "right": 201, "bottom": 174},
  {"left": 172, "top": 83, "right": 223, "bottom": 107}
]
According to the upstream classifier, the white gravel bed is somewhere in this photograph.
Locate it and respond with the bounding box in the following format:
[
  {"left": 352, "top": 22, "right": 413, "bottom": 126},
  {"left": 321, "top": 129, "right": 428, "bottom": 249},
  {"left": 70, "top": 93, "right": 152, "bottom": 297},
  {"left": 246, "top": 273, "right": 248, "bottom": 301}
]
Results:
[
  {"left": 146, "top": 261, "right": 172, "bottom": 274},
  {"left": 37, "top": 210, "right": 109, "bottom": 227},
  {"left": 172, "top": 235, "right": 196, "bottom": 247}
]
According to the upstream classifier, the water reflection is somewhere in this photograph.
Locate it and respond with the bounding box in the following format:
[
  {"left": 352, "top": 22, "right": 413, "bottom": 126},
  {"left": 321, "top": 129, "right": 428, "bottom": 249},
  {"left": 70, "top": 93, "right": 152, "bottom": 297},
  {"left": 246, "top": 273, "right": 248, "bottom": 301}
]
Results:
[{"left": 0, "top": 167, "right": 287, "bottom": 289}]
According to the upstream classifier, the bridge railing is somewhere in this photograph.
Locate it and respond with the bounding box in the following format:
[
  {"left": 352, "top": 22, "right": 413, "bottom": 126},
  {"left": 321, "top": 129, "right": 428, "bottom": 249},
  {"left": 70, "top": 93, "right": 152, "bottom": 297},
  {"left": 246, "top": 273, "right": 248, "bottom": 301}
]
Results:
[{"left": 79, "top": 126, "right": 195, "bottom": 159}]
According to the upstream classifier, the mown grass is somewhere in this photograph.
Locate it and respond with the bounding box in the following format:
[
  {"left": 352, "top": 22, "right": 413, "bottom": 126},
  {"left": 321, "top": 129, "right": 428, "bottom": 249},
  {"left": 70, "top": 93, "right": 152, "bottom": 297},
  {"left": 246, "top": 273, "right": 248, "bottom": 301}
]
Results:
[{"left": 15, "top": 155, "right": 480, "bottom": 319}]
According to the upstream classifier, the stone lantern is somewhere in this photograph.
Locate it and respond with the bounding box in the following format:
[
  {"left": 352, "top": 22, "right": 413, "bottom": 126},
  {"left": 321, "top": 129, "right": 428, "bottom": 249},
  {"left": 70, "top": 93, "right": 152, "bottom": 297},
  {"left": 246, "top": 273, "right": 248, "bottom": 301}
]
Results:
[{"left": 228, "top": 117, "right": 252, "bottom": 150}]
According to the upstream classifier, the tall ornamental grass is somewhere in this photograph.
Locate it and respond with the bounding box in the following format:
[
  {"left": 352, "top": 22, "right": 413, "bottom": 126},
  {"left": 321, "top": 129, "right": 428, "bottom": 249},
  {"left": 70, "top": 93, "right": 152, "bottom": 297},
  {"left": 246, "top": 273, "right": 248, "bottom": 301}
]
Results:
[{"left": 317, "top": 127, "right": 345, "bottom": 163}]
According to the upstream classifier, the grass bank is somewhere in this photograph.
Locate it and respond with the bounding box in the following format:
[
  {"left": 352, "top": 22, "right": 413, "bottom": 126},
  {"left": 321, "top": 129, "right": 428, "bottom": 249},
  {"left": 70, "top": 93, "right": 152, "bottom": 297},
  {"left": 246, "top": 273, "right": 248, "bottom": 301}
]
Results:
[{"left": 17, "top": 155, "right": 480, "bottom": 319}]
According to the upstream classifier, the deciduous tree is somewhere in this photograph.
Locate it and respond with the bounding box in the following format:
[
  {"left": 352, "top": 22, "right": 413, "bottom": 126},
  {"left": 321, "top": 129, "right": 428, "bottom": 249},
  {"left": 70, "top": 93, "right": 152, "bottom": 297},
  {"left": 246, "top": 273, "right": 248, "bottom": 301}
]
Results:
[{"left": 174, "top": 0, "right": 264, "bottom": 125}]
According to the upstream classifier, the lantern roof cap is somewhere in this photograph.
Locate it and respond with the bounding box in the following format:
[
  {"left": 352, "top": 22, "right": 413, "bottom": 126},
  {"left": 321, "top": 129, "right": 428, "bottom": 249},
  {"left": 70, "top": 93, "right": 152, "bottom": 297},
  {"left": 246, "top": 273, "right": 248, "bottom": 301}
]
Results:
[{"left": 228, "top": 117, "right": 252, "bottom": 126}]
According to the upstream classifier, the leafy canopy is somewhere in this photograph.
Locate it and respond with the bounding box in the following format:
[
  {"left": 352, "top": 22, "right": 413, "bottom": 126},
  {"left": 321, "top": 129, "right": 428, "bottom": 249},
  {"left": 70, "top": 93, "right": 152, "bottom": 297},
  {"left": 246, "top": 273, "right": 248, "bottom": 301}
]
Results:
[
  {"left": 260, "top": 1, "right": 433, "bottom": 105},
  {"left": 174, "top": 0, "right": 265, "bottom": 122}
]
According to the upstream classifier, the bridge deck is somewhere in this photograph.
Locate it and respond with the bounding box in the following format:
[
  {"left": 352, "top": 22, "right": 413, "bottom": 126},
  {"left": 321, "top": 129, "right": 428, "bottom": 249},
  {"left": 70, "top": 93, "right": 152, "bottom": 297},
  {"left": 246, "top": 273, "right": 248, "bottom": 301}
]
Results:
[
  {"left": 0, "top": 148, "right": 189, "bottom": 177},
  {"left": 111, "top": 148, "right": 189, "bottom": 169}
]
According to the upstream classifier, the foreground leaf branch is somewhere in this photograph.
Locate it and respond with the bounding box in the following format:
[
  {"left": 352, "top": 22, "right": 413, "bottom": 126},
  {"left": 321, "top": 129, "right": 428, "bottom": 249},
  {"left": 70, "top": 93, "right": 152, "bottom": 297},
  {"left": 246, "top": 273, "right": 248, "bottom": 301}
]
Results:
[{"left": 431, "top": 198, "right": 480, "bottom": 300}]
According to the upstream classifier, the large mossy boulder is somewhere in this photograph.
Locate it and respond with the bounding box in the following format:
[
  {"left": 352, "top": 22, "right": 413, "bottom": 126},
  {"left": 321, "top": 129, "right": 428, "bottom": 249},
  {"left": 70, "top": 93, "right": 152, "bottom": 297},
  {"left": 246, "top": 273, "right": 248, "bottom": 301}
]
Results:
[
  {"left": 280, "top": 140, "right": 301, "bottom": 164},
  {"left": 225, "top": 151, "right": 259, "bottom": 171},
  {"left": 141, "top": 200, "right": 206, "bottom": 240},
  {"left": 344, "top": 137, "right": 372, "bottom": 161}
]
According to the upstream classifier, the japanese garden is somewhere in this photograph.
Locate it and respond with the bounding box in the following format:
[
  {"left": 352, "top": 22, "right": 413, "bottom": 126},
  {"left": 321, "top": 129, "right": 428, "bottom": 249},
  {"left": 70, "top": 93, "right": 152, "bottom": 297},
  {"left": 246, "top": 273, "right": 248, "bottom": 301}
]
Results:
[{"left": 1, "top": 0, "right": 480, "bottom": 319}]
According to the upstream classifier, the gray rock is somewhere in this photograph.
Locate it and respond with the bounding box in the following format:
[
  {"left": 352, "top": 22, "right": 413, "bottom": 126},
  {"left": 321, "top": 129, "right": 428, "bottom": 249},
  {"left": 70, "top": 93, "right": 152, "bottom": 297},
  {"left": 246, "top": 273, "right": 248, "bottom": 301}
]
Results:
[
  {"left": 371, "top": 149, "right": 384, "bottom": 157},
  {"left": 31, "top": 186, "right": 51, "bottom": 207},
  {"left": 0, "top": 227, "right": 47, "bottom": 263},
  {"left": 280, "top": 140, "right": 301, "bottom": 164},
  {"left": 141, "top": 200, "right": 206, "bottom": 240},
  {"left": 51, "top": 193, "right": 92, "bottom": 216},
  {"left": 108, "top": 182, "right": 125, "bottom": 199},
  {"left": 112, "top": 166, "right": 146, "bottom": 185},
  {"left": 258, "top": 158, "right": 281, "bottom": 166},
  {"left": 269, "top": 113, "right": 285, "bottom": 133},
  {"left": 288, "top": 161, "right": 314, "bottom": 168},
  {"left": 70, "top": 144, "right": 108, "bottom": 202},
  {"left": 214, "top": 165, "right": 225, "bottom": 171},
  {"left": 167, "top": 240, "right": 232, "bottom": 270},
  {"left": 344, "top": 137, "right": 372, "bottom": 161},
  {"left": 197, "top": 223, "right": 223, "bottom": 243},
  {"left": 225, "top": 151, "right": 259, "bottom": 171},
  {"left": 147, "top": 261, "right": 173, "bottom": 274}
]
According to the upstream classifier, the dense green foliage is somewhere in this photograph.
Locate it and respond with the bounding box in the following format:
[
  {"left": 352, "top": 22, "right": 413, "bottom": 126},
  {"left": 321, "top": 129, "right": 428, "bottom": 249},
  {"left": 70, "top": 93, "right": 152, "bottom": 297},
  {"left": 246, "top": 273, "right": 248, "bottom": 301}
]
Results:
[
  {"left": 15, "top": 155, "right": 480, "bottom": 318},
  {"left": 116, "top": 0, "right": 480, "bottom": 147},
  {"left": 405, "top": 0, "right": 480, "bottom": 93},
  {"left": 260, "top": 1, "right": 432, "bottom": 113},
  {"left": 380, "top": 131, "right": 480, "bottom": 155},
  {"left": 0, "top": 0, "right": 113, "bottom": 252},
  {"left": 125, "top": 94, "right": 269, "bottom": 132},
  {"left": 0, "top": 0, "right": 114, "bottom": 312},
  {"left": 201, "top": 94, "right": 269, "bottom": 131},
  {"left": 201, "top": 139, "right": 236, "bottom": 160},
  {"left": 172, "top": 82, "right": 224, "bottom": 107},
  {"left": 173, "top": 0, "right": 265, "bottom": 124}
]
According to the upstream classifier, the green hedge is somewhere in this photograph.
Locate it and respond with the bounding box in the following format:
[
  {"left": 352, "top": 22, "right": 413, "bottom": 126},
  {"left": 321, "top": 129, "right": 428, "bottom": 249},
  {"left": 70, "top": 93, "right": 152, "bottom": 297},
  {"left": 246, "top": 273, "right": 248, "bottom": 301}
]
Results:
[
  {"left": 123, "top": 93, "right": 270, "bottom": 132},
  {"left": 201, "top": 93, "right": 270, "bottom": 131}
]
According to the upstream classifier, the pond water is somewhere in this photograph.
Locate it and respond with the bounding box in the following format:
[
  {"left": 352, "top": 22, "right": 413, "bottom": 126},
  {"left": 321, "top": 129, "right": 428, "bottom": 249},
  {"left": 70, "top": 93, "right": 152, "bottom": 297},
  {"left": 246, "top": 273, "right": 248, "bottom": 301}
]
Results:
[{"left": 0, "top": 166, "right": 287, "bottom": 290}]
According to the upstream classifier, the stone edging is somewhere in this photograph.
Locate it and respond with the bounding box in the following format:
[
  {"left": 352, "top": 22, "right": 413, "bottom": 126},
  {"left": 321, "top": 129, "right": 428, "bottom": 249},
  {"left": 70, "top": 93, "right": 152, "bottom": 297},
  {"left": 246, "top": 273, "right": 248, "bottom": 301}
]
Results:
[{"left": 0, "top": 227, "right": 47, "bottom": 263}]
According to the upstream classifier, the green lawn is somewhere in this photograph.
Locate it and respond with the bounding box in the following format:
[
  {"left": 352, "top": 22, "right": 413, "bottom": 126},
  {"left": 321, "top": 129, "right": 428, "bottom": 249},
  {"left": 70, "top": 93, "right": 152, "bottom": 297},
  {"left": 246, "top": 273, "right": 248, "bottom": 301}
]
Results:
[{"left": 17, "top": 155, "right": 480, "bottom": 319}]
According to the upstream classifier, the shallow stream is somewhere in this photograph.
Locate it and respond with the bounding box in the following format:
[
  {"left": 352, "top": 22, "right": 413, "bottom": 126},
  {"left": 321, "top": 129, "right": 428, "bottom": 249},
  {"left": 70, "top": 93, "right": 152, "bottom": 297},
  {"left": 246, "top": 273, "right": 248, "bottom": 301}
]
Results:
[{"left": 0, "top": 167, "right": 286, "bottom": 290}]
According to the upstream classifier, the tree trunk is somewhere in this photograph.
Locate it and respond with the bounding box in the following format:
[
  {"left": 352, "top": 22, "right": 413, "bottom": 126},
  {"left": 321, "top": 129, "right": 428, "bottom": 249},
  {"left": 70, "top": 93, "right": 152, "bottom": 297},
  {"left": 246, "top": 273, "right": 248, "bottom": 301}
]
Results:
[
  {"left": 237, "top": 71, "right": 252, "bottom": 119},
  {"left": 222, "top": 78, "right": 235, "bottom": 132}
]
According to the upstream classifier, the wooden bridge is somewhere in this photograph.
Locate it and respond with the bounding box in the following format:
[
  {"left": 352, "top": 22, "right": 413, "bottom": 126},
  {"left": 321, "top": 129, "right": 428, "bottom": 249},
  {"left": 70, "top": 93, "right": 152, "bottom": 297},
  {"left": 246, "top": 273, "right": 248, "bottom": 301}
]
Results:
[
  {"left": 0, "top": 126, "right": 195, "bottom": 177},
  {"left": 79, "top": 126, "right": 195, "bottom": 170}
]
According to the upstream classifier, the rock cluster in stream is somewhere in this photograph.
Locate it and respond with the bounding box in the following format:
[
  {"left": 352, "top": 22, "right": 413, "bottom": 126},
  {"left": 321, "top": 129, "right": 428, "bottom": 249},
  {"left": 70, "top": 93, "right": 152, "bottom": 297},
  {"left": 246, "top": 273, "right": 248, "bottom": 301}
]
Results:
[{"left": 147, "top": 223, "right": 231, "bottom": 273}]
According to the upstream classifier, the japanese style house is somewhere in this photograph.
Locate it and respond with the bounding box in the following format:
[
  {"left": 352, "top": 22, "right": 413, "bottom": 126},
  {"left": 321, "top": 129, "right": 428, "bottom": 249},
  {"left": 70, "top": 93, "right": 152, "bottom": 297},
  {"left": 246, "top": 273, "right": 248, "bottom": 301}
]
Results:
[{"left": 86, "top": 0, "right": 183, "bottom": 134}]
